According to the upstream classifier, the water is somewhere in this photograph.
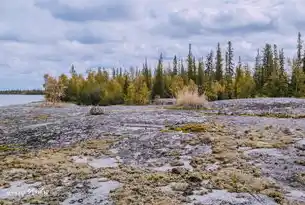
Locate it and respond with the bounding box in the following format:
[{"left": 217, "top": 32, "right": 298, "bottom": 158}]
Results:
[{"left": 0, "top": 95, "right": 44, "bottom": 106}]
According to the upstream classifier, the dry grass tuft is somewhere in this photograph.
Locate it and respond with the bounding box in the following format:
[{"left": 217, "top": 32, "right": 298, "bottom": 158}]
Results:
[{"left": 176, "top": 86, "right": 210, "bottom": 109}]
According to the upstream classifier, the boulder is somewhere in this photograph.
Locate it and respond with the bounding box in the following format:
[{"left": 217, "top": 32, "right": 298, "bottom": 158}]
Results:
[
  {"left": 89, "top": 106, "right": 105, "bottom": 115},
  {"left": 295, "top": 139, "right": 305, "bottom": 150}
]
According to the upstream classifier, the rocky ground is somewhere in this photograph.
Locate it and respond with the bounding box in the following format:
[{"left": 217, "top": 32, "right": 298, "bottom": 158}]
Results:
[{"left": 0, "top": 98, "right": 305, "bottom": 205}]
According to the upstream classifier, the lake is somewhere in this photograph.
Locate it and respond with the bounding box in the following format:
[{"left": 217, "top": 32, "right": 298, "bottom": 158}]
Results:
[{"left": 0, "top": 95, "right": 44, "bottom": 106}]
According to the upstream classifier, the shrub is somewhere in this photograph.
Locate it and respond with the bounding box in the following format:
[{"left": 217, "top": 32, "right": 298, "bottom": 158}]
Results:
[{"left": 176, "top": 85, "right": 210, "bottom": 109}]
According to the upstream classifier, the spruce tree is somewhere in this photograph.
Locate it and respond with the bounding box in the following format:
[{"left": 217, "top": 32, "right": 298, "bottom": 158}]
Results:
[
  {"left": 253, "top": 49, "right": 263, "bottom": 93},
  {"left": 180, "top": 59, "right": 188, "bottom": 84},
  {"left": 297, "top": 32, "right": 303, "bottom": 64},
  {"left": 215, "top": 43, "right": 223, "bottom": 82},
  {"left": 262, "top": 43, "right": 273, "bottom": 84},
  {"left": 215, "top": 43, "right": 224, "bottom": 99},
  {"left": 225, "top": 41, "right": 234, "bottom": 99},
  {"left": 187, "top": 44, "right": 193, "bottom": 81},
  {"left": 302, "top": 49, "right": 305, "bottom": 73},
  {"left": 273, "top": 44, "right": 279, "bottom": 72},
  {"left": 192, "top": 56, "right": 197, "bottom": 83},
  {"left": 173, "top": 55, "right": 178, "bottom": 76},
  {"left": 142, "top": 57, "right": 152, "bottom": 90},
  {"left": 197, "top": 58, "right": 205, "bottom": 95},
  {"left": 278, "top": 48, "right": 288, "bottom": 96},
  {"left": 152, "top": 53, "right": 165, "bottom": 98},
  {"left": 234, "top": 56, "right": 242, "bottom": 98},
  {"left": 205, "top": 50, "right": 214, "bottom": 80}
]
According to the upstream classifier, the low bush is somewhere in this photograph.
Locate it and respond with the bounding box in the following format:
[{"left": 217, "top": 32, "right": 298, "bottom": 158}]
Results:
[{"left": 176, "top": 84, "right": 210, "bottom": 109}]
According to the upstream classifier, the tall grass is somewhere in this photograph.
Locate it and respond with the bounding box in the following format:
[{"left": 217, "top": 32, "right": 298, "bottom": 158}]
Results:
[{"left": 176, "top": 86, "right": 210, "bottom": 109}]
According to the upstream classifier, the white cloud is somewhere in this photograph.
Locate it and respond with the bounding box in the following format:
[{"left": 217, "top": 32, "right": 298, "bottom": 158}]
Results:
[{"left": 0, "top": 0, "right": 304, "bottom": 89}]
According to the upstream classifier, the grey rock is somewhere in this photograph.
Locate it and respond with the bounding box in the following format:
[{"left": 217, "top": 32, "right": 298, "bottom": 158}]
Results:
[
  {"left": 295, "top": 139, "right": 305, "bottom": 150},
  {"left": 89, "top": 106, "right": 105, "bottom": 115}
]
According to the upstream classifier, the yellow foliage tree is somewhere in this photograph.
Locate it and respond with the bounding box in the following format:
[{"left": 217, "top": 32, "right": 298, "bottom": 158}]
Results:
[
  {"left": 169, "top": 75, "right": 184, "bottom": 97},
  {"left": 43, "top": 74, "right": 66, "bottom": 104},
  {"left": 124, "top": 75, "right": 150, "bottom": 105}
]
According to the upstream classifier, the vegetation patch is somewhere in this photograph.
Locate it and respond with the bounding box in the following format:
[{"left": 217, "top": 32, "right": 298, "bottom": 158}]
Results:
[
  {"left": 168, "top": 122, "right": 223, "bottom": 133},
  {"left": 295, "top": 160, "right": 305, "bottom": 166},
  {"left": 32, "top": 114, "right": 50, "bottom": 121},
  {"left": 166, "top": 106, "right": 210, "bottom": 111},
  {"left": 295, "top": 172, "right": 305, "bottom": 185},
  {"left": 240, "top": 112, "right": 305, "bottom": 119}
]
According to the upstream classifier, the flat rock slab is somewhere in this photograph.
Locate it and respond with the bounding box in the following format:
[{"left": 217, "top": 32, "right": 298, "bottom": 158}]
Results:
[
  {"left": 62, "top": 178, "right": 121, "bottom": 205},
  {"left": 188, "top": 189, "right": 278, "bottom": 205},
  {"left": 71, "top": 156, "right": 119, "bottom": 168},
  {"left": 0, "top": 180, "right": 43, "bottom": 200}
]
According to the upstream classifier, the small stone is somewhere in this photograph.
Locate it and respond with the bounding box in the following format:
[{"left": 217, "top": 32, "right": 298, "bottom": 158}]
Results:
[
  {"left": 98, "top": 178, "right": 108, "bottom": 182},
  {"left": 187, "top": 173, "right": 202, "bottom": 183},
  {"left": 171, "top": 182, "right": 189, "bottom": 192},
  {"left": 170, "top": 160, "right": 184, "bottom": 167},
  {"left": 282, "top": 127, "right": 293, "bottom": 135},
  {"left": 76, "top": 184, "right": 84, "bottom": 189},
  {"left": 205, "top": 164, "right": 219, "bottom": 172},
  {"left": 199, "top": 188, "right": 209, "bottom": 195},
  {"left": 171, "top": 167, "right": 187, "bottom": 175}
]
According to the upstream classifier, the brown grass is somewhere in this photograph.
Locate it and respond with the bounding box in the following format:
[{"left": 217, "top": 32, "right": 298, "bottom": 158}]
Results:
[{"left": 175, "top": 87, "right": 210, "bottom": 109}]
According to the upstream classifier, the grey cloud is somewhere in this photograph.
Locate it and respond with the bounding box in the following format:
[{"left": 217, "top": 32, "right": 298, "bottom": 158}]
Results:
[
  {"left": 151, "top": 11, "right": 203, "bottom": 38},
  {"left": 204, "top": 20, "right": 278, "bottom": 36},
  {"left": 35, "top": 0, "right": 136, "bottom": 22},
  {"left": 0, "top": 32, "right": 22, "bottom": 42},
  {"left": 152, "top": 8, "right": 279, "bottom": 39},
  {"left": 65, "top": 29, "right": 105, "bottom": 44}
]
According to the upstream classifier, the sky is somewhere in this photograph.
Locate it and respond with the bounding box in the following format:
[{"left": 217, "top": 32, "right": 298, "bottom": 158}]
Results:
[{"left": 0, "top": 0, "right": 304, "bottom": 89}]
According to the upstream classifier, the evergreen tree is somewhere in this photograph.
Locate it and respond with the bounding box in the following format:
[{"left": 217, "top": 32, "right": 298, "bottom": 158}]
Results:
[
  {"left": 278, "top": 49, "right": 289, "bottom": 96},
  {"left": 142, "top": 57, "right": 152, "bottom": 91},
  {"left": 297, "top": 32, "right": 303, "bottom": 64},
  {"left": 197, "top": 58, "right": 205, "bottom": 95},
  {"left": 205, "top": 50, "right": 214, "bottom": 80},
  {"left": 192, "top": 57, "right": 197, "bottom": 83},
  {"left": 262, "top": 43, "right": 274, "bottom": 85},
  {"left": 187, "top": 44, "right": 193, "bottom": 81},
  {"left": 253, "top": 49, "right": 263, "bottom": 93},
  {"left": 234, "top": 56, "right": 242, "bottom": 98},
  {"left": 215, "top": 43, "right": 223, "bottom": 82},
  {"left": 173, "top": 55, "right": 178, "bottom": 76},
  {"left": 180, "top": 59, "right": 188, "bottom": 84},
  {"left": 225, "top": 41, "right": 234, "bottom": 99},
  {"left": 302, "top": 49, "right": 305, "bottom": 73},
  {"left": 152, "top": 53, "right": 165, "bottom": 98}
]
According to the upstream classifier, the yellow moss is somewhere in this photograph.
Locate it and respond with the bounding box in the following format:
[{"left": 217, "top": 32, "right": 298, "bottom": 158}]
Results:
[
  {"left": 182, "top": 133, "right": 213, "bottom": 145},
  {"left": 295, "top": 160, "right": 305, "bottom": 166},
  {"left": 170, "top": 123, "right": 222, "bottom": 133},
  {"left": 211, "top": 168, "right": 271, "bottom": 193},
  {"left": 238, "top": 112, "right": 305, "bottom": 119},
  {"left": 167, "top": 105, "right": 210, "bottom": 111},
  {"left": 263, "top": 189, "right": 285, "bottom": 204},
  {"left": 295, "top": 172, "right": 305, "bottom": 185},
  {"left": 33, "top": 114, "right": 50, "bottom": 120}
]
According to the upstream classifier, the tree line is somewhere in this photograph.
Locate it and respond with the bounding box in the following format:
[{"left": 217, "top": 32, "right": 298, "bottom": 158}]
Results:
[
  {"left": 43, "top": 32, "right": 305, "bottom": 105},
  {"left": 0, "top": 89, "right": 44, "bottom": 95}
]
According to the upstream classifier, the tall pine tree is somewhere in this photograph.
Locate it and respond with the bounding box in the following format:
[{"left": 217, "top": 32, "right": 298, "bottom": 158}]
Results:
[
  {"left": 187, "top": 44, "right": 193, "bottom": 81},
  {"left": 152, "top": 53, "right": 165, "bottom": 98}
]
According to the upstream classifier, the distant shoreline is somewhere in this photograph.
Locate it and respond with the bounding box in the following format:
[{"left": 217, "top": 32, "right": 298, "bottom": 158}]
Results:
[{"left": 0, "top": 93, "right": 44, "bottom": 95}]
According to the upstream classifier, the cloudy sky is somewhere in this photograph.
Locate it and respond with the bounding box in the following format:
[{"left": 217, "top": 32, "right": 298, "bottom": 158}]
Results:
[{"left": 0, "top": 0, "right": 304, "bottom": 89}]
